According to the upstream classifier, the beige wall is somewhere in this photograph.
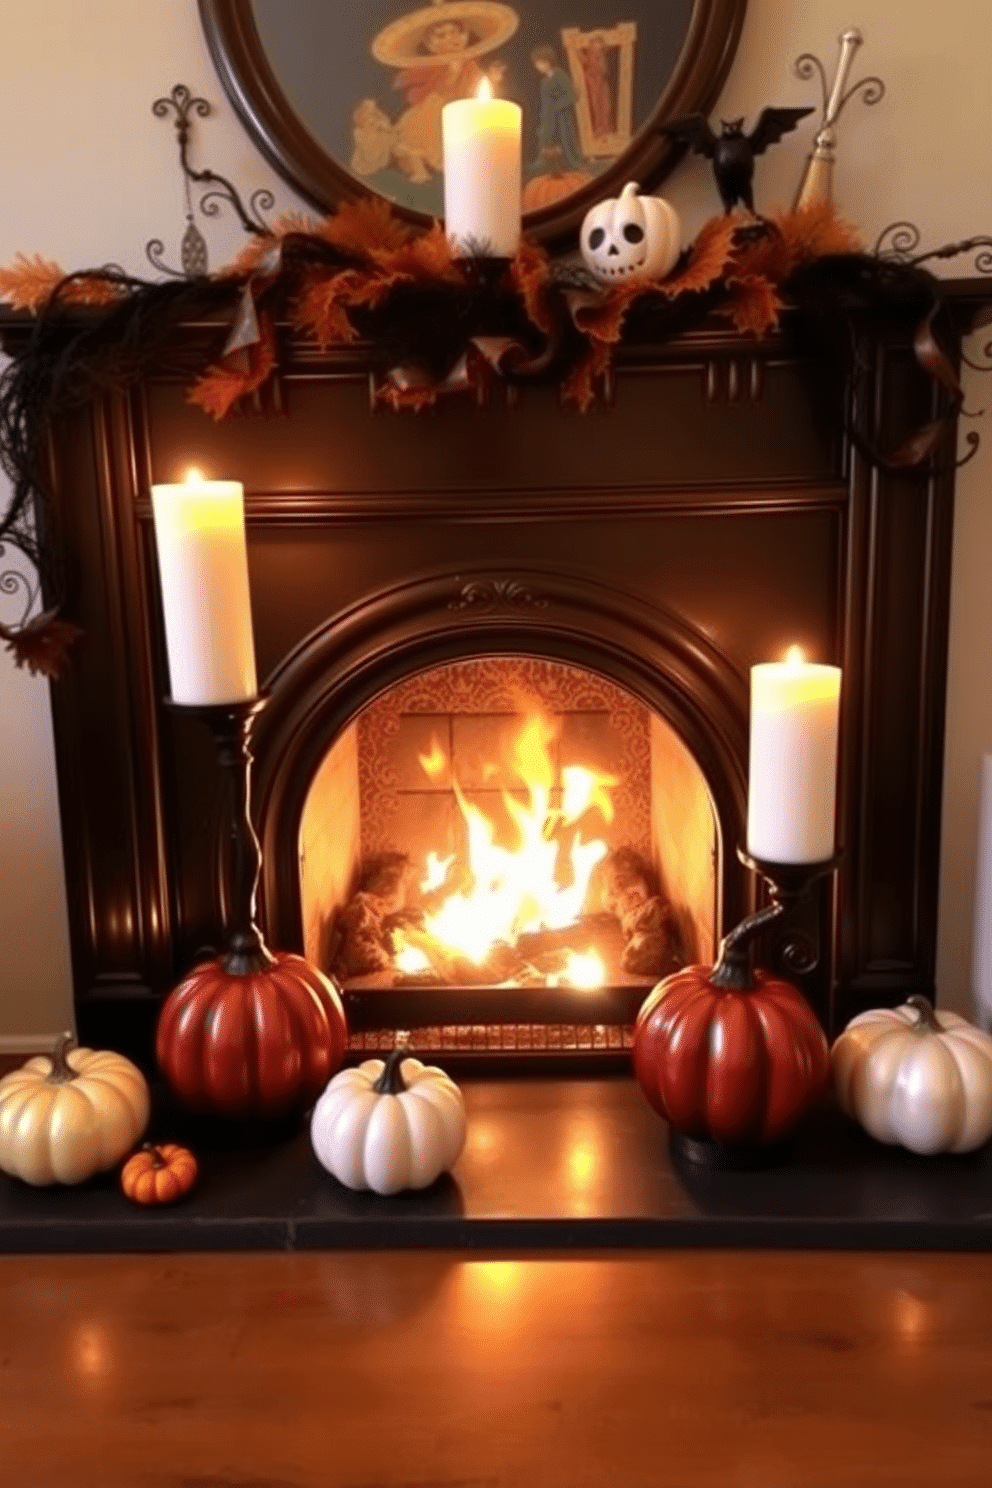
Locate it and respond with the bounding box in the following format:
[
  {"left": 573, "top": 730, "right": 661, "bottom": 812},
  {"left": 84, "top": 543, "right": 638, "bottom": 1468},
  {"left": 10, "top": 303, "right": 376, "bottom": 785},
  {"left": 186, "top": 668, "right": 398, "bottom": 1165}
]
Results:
[{"left": 0, "top": 0, "right": 989, "bottom": 1045}]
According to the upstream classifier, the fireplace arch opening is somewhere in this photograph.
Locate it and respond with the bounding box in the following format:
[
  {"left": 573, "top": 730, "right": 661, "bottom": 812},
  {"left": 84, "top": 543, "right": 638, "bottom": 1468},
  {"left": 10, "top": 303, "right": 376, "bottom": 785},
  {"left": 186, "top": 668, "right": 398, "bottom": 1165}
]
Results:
[{"left": 296, "top": 654, "right": 722, "bottom": 1057}]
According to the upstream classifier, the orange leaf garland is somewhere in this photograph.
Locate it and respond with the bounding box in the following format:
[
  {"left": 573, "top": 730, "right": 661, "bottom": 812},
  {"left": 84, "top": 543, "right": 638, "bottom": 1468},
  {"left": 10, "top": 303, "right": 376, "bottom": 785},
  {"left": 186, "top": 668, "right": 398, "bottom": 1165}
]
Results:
[
  {"left": 561, "top": 341, "right": 612, "bottom": 413},
  {"left": 725, "top": 274, "right": 784, "bottom": 337},
  {"left": 292, "top": 269, "right": 363, "bottom": 347},
  {"left": 371, "top": 222, "right": 463, "bottom": 284},
  {"left": 187, "top": 312, "right": 278, "bottom": 420},
  {"left": 658, "top": 213, "right": 741, "bottom": 300},
  {"left": 0, "top": 257, "right": 129, "bottom": 311},
  {"left": 0, "top": 254, "right": 68, "bottom": 311},
  {"left": 511, "top": 237, "right": 554, "bottom": 336},
  {"left": 772, "top": 201, "right": 863, "bottom": 268},
  {"left": 321, "top": 197, "right": 412, "bottom": 258}
]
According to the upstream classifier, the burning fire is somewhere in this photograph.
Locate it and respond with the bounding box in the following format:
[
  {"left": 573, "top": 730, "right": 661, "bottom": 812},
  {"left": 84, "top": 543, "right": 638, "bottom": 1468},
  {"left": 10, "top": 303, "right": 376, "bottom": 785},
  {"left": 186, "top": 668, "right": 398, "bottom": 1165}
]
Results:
[{"left": 410, "top": 712, "right": 615, "bottom": 988}]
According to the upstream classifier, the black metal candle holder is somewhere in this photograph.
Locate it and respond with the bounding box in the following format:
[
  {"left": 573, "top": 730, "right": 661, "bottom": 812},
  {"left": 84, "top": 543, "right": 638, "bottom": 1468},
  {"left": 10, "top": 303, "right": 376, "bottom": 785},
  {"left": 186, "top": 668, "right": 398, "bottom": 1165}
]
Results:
[
  {"left": 157, "top": 693, "right": 348, "bottom": 1122},
  {"left": 167, "top": 695, "right": 274, "bottom": 973}
]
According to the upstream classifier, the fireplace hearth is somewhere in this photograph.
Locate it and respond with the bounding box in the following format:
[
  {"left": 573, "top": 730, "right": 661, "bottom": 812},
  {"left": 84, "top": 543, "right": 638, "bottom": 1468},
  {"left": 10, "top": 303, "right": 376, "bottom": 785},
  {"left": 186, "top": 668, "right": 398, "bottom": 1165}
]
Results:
[{"left": 2, "top": 287, "right": 985, "bottom": 1068}]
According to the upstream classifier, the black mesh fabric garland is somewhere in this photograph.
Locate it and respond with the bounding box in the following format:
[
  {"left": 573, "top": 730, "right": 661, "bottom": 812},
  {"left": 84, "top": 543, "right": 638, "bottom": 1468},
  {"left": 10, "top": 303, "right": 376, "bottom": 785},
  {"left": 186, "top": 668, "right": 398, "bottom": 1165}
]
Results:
[{"left": 0, "top": 213, "right": 984, "bottom": 674}]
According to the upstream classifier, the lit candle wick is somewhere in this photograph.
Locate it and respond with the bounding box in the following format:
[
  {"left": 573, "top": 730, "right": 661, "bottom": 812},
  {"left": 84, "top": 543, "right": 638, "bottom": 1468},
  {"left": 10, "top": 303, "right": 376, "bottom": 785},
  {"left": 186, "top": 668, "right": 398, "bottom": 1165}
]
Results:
[
  {"left": 184, "top": 467, "right": 204, "bottom": 485},
  {"left": 784, "top": 644, "right": 805, "bottom": 668},
  {"left": 476, "top": 76, "right": 493, "bottom": 102}
]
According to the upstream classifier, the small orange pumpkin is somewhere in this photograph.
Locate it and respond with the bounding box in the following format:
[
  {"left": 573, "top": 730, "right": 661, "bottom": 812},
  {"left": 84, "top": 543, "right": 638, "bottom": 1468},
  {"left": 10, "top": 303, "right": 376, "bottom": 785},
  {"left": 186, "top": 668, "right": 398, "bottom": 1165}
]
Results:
[{"left": 120, "top": 1143, "right": 198, "bottom": 1205}]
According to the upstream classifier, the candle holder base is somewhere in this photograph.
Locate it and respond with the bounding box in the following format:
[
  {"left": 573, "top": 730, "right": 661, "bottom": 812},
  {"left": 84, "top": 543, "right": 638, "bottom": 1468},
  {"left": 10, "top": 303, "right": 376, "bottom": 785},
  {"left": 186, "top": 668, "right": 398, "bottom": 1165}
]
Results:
[
  {"left": 738, "top": 848, "right": 843, "bottom": 906},
  {"left": 455, "top": 252, "right": 513, "bottom": 291},
  {"left": 669, "top": 1128, "right": 792, "bottom": 1172}
]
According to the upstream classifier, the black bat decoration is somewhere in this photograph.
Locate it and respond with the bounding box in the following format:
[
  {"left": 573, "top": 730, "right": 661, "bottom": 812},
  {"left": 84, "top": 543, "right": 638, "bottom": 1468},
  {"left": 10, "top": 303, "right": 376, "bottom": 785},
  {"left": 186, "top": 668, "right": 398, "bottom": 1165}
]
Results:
[{"left": 662, "top": 107, "right": 815, "bottom": 215}]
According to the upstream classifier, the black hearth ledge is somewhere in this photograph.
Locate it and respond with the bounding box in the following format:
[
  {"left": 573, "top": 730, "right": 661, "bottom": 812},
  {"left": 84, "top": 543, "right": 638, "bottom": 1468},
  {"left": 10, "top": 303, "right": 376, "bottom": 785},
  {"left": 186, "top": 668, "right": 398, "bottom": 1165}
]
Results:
[{"left": 2, "top": 1076, "right": 991, "bottom": 1255}]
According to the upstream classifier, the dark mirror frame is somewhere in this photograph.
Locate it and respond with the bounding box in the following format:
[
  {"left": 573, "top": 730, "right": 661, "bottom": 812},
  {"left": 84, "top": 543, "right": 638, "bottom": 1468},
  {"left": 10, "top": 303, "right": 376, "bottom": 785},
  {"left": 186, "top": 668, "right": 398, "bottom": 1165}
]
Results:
[{"left": 198, "top": 0, "right": 748, "bottom": 250}]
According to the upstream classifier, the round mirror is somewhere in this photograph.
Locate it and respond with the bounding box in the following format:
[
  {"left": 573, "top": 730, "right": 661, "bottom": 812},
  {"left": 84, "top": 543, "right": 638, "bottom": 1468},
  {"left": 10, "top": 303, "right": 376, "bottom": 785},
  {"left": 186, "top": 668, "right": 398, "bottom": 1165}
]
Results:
[{"left": 200, "top": 0, "right": 748, "bottom": 247}]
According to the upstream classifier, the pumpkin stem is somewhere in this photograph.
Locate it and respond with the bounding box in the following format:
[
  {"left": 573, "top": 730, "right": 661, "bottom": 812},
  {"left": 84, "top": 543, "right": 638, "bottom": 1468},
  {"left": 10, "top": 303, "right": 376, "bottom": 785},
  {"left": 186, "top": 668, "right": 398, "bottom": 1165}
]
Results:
[
  {"left": 143, "top": 1143, "right": 167, "bottom": 1170},
  {"left": 46, "top": 1030, "right": 78, "bottom": 1085},
  {"left": 373, "top": 1047, "right": 408, "bottom": 1096},
  {"left": 709, "top": 900, "right": 788, "bottom": 990},
  {"left": 907, "top": 994, "right": 942, "bottom": 1032}
]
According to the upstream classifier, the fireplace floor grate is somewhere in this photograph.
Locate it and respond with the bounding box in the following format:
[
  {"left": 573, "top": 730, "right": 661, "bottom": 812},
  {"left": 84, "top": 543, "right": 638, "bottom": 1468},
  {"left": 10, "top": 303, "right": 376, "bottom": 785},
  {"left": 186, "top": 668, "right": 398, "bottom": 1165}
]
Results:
[{"left": 347, "top": 1023, "right": 635, "bottom": 1056}]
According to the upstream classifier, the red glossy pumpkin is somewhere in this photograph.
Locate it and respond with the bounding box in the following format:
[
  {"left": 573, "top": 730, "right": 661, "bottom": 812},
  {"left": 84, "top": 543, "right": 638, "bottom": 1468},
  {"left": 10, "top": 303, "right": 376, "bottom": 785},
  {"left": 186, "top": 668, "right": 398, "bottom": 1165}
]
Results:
[
  {"left": 156, "top": 951, "right": 348, "bottom": 1118},
  {"left": 634, "top": 964, "right": 830, "bottom": 1145}
]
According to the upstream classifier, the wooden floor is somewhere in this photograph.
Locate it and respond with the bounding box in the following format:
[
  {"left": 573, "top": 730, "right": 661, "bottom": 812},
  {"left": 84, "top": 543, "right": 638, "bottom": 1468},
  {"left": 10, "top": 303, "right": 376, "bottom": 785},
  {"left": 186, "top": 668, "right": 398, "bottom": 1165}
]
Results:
[{"left": 2, "top": 1247, "right": 991, "bottom": 1487}]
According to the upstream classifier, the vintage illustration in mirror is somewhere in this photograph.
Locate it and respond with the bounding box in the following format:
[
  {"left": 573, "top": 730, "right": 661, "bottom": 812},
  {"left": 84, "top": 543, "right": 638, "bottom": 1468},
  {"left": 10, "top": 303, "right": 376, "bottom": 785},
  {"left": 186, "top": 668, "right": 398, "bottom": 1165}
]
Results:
[{"left": 250, "top": 0, "right": 696, "bottom": 215}]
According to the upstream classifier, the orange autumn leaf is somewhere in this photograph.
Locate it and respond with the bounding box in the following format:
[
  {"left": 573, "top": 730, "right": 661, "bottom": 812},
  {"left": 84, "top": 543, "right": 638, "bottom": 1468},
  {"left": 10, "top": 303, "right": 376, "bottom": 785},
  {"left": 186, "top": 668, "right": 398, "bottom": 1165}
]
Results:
[
  {"left": 187, "top": 313, "right": 277, "bottom": 420},
  {"left": 561, "top": 341, "right": 612, "bottom": 412},
  {"left": 771, "top": 201, "right": 863, "bottom": 270},
  {"left": 657, "top": 213, "right": 741, "bottom": 300},
  {"left": 569, "top": 279, "right": 645, "bottom": 346},
  {"left": 1, "top": 612, "right": 84, "bottom": 679},
  {"left": 511, "top": 237, "right": 554, "bottom": 335},
  {"left": 724, "top": 274, "right": 783, "bottom": 336},
  {"left": 322, "top": 198, "right": 412, "bottom": 258},
  {"left": 729, "top": 225, "right": 793, "bottom": 286},
  {"left": 292, "top": 270, "right": 363, "bottom": 346},
  {"left": 0, "top": 254, "right": 68, "bottom": 311},
  {"left": 372, "top": 222, "right": 463, "bottom": 283}
]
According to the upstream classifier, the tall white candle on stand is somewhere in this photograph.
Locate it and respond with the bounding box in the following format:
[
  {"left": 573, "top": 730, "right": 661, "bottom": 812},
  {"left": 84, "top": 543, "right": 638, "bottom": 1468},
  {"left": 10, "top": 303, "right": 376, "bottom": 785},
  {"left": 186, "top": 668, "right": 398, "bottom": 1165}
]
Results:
[
  {"left": 150, "top": 470, "right": 257, "bottom": 705},
  {"left": 747, "top": 647, "right": 841, "bottom": 864},
  {"left": 442, "top": 77, "right": 521, "bottom": 258}
]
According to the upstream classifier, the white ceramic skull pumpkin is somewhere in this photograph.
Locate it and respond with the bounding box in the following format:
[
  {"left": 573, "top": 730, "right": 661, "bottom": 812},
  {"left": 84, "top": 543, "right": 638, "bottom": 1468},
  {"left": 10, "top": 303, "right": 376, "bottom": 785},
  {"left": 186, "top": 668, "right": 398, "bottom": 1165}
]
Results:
[{"left": 580, "top": 181, "right": 682, "bottom": 286}]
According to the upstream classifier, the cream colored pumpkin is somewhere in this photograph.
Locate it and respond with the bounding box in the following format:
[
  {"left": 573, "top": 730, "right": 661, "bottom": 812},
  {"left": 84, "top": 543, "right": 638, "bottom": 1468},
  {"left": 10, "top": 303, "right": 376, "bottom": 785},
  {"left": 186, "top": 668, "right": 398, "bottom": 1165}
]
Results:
[
  {"left": 580, "top": 181, "right": 682, "bottom": 286},
  {"left": 311, "top": 1050, "right": 466, "bottom": 1196},
  {"left": 0, "top": 1033, "right": 150, "bottom": 1185},
  {"left": 832, "top": 996, "right": 992, "bottom": 1155}
]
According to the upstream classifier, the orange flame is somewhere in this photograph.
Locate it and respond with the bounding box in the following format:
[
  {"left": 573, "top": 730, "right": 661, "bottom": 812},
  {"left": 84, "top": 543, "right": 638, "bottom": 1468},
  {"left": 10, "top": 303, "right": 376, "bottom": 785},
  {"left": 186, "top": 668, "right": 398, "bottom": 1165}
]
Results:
[
  {"left": 419, "top": 736, "right": 448, "bottom": 780},
  {"left": 418, "top": 712, "right": 614, "bottom": 983}
]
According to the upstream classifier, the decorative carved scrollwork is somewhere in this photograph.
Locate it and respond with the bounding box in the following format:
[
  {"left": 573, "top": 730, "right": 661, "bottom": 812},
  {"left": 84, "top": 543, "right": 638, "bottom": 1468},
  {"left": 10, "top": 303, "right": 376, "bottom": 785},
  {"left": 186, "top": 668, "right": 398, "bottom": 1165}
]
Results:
[
  {"left": 778, "top": 932, "right": 820, "bottom": 977},
  {"left": 448, "top": 579, "right": 550, "bottom": 615}
]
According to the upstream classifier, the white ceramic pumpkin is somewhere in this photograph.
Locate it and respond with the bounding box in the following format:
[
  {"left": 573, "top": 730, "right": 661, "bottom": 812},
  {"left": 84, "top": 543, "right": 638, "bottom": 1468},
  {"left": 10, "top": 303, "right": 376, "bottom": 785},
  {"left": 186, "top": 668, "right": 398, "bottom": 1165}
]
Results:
[
  {"left": 832, "top": 996, "right": 992, "bottom": 1155},
  {"left": 311, "top": 1049, "right": 466, "bottom": 1195},
  {"left": 579, "top": 181, "right": 682, "bottom": 286},
  {"left": 0, "top": 1032, "right": 151, "bottom": 1185}
]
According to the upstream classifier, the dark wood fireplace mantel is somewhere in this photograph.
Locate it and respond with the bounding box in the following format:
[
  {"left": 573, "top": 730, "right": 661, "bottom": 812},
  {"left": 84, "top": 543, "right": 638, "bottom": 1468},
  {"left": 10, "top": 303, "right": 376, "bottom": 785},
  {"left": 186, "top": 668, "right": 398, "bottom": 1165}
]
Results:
[{"left": 3, "top": 284, "right": 987, "bottom": 1066}]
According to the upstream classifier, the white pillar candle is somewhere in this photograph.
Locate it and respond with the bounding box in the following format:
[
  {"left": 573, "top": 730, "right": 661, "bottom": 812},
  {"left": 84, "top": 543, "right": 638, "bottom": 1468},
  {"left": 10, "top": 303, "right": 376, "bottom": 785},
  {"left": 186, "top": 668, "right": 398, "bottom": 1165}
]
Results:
[
  {"left": 150, "top": 470, "right": 257, "bottom": 706},
  {"left": 747, "top": 647, "right": 841, "bottom": 864},
  {"left": 442, "top": 79, "right": 521, "bottom": 259}
]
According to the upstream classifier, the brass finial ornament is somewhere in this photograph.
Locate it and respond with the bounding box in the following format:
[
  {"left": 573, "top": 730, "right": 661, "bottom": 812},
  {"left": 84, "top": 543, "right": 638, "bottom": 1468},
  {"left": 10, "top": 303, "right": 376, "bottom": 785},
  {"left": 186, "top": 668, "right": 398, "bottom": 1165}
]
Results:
[{"left": 793, "top": 28, "right": 885, "bottom": 212}]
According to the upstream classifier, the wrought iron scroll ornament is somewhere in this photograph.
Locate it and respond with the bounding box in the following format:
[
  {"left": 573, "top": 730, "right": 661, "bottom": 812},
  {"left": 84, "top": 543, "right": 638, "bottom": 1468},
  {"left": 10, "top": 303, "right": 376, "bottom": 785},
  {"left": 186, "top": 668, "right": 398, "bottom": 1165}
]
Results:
[
  {"left": 875, "top": 221, "right": 992, "bottom": 277},
  {"left": 874, "top": 222, "right": 992, "bottom": 377},
  {"left": 147, "top": 83, "right": 274, "bottom": 278}
]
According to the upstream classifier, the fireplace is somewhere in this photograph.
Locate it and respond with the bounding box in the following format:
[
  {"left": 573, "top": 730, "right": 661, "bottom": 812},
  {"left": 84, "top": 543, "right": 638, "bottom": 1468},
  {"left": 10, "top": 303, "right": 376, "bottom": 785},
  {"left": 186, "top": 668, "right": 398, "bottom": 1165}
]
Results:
[
  {"left": 299, "top": 654, "right": 717, "bottom": 1051},
  {"left": 1, "top": 288, "right": 983, "bottom": 1067}
]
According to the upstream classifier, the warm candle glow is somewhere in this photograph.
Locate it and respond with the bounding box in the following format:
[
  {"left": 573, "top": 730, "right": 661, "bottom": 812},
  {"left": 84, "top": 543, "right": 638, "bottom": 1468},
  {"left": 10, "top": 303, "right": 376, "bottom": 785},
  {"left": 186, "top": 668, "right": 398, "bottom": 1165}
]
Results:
[
  {"left": 747, "top": 652, "right": 841, "bottom": 863},
  {"left": 150, "top": 473, "right": 257, "bottom": 705},
  {"left": 442, "top": 80, "right": 521, "bottom": 257}
]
